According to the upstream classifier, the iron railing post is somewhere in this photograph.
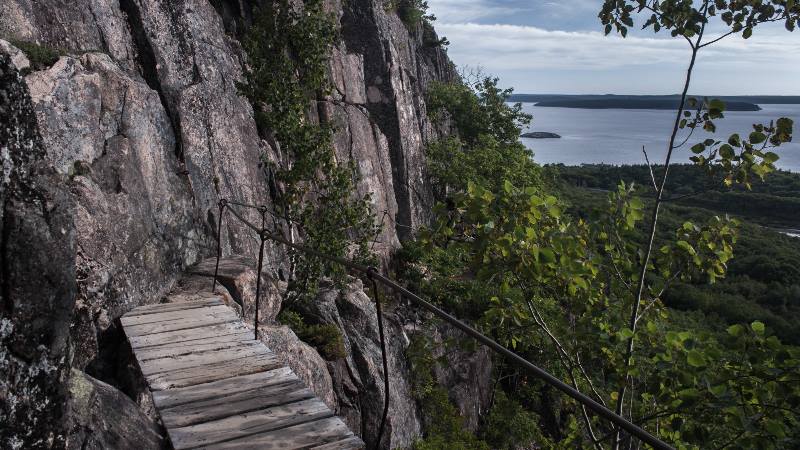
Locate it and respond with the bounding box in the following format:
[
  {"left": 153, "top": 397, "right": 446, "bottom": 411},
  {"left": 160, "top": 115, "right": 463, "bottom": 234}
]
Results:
[
  {"left": 212, "top": 199, "right": 227, "bottom": 294},
  {"left": 254, "top": 230, "right": 266, "bottom": 341}
]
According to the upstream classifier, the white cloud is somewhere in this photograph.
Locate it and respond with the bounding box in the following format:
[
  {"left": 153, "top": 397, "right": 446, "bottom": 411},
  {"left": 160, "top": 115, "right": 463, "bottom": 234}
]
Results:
[
  {"left": 426, "top": 0, "right": 533, "bottom": 23},
  {"left": 438, "top": 23, "right": 800, "bottom": 70},
  {"left": 435, "top": 22, "right": 800, "bottom": 93}
]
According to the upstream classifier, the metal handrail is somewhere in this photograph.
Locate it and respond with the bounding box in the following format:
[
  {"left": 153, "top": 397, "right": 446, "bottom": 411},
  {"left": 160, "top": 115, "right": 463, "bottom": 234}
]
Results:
[{"left": 211, "top": 198, "right": 674, "bottom": 450}]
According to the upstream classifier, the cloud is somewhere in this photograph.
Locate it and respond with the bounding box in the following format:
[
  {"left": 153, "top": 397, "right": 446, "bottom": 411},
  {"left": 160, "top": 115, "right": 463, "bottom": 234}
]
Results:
[
  {"left": 434, "top": 22, "right": 800, "bottom": 94},
  {"left": 426, "top": 0, "right": 533, "bottom": 24},
  {"left": 438, "top": 23, "right": 799, "bottom": 70}
]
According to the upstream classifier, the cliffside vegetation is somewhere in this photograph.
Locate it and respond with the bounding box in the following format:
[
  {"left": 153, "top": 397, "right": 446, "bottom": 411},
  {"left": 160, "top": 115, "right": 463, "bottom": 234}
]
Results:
[
  {"left": 238, "top": 0, "right": 378, "bottom": 349},
  {"left": 400, "top": 1, "right": 800, "bottom": 448}
]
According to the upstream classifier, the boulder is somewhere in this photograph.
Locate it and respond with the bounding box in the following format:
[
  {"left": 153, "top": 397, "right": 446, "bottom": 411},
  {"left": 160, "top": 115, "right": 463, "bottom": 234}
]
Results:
[
  {"left": 65, "top": 369, "right": 165, "bottom": 450},
  {"left": 258, "top": 325, "right": 338, "bottom": 411},
  {"left": 302, "top": 280, "right": 422, "bottom": 449},
  {"left": 0, "top": 50, "right": 76, "bottom": 450},
  {"left": 188, "top": 256, "right": 284, "bottom": 325}
]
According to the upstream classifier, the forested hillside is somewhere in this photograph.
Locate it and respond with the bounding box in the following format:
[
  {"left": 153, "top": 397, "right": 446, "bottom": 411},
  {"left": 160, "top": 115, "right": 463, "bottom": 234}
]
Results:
[{"left": 556, "top": 164, "right": 800, "bottom": 344}]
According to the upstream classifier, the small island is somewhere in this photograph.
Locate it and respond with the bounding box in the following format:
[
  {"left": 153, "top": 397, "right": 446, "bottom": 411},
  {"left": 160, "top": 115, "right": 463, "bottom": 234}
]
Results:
[{"left": 521, "top": 131, "right": 561, "bottom": 139}]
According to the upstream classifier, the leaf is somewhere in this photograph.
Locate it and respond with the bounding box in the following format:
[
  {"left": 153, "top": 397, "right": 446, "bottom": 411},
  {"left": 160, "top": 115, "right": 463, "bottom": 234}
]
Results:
[
  {"left": 763, "top": 152, "right": 780, "bottom": 163},
  {"left": 719, "top": 144, "right": 734, "bottom": 159},
  {"left": 691, "top": 143, "right": 706, "bottom": 154},
  {"left": 749, "top": 131, "right": 766, "bottom": 144},
  {"left": 743, "top": 27, "right": 753, "bottom": 39},
  {"left": 676, "top": 240, "right": 696, "bottom": 255},
  {"left": 751, "top": 321, "right": 765, "bottom": 334},
  {"left": 619, "top": 328, "right": 634, "bottom": 339},
  {"left": 686, "top": 350, "right": 705, "bottom": 367},
  {"left": 765, "top": 420, "right": 786, "bottom": 438}
]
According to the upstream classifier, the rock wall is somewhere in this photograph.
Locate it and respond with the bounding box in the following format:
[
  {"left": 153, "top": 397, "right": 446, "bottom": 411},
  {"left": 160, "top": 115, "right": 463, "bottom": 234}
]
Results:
[
  {"left": 0, "top": 51, "right": 76, "bottom": 449},
  {"left": 0, "top": 0, "right": 475, "bottom": 448}
]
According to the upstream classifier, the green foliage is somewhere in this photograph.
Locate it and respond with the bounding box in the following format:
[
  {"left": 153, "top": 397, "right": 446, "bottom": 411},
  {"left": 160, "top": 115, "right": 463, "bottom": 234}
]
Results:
[
  {"left": 406, "top": 335, "right": 491, "bottom": 450},
  {"left": 426, "top": 78, "right": 539, "bottom": 197},
  {"left": 600, "top": 0, "right": 800, "bottom": 39},
  {"left": 406, "top": 14, "right": 800, "bottom": 444},
  {"left": 9, "top": 39, "right": 63, "bottom": 71},
  {"left": 387, "top": 0, "right": 436, "bottom": 29},
  {"left": 239, "top": 0, "right": 379, "bottom": 303},
  {"left": 277, "top": 310, "right": 346, "bottom": 360},
  {"left": 559, "top": 171, "right": 800, "bottom": 345},
  {"left": 481, "top": 391, "right": 552, "bottom": 449}
]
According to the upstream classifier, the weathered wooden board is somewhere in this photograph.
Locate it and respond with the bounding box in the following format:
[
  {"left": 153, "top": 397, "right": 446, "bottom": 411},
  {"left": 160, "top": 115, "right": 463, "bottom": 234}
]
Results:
[
  {"left": 121, "top": 298, "right": 363, "bottom": 450},
  {"left": 168, "top": 398, "right": 333, "bottom": 449},
  {"left": 151, "top": 368, "right": 296, "bottom": 409},
  {"left": 128, "top": 322, "right": 249, "bottom": 349},
  {"left": 121, "top": 304, "right": 233, "bottom": 326},
  {"left": 312, "top": 436, "right": 370, "bottom": 450},
  {"left": 146, "top": 352, "right": 284, "bottom": 391},
  {"left": 123, "top": 298, "right": 224, "bottom": 316},
  {"left": 135, "top": 332, "right": 254, "bottom": 361},
  {"left": 123, "top": 310, "right": 240, "bottom": 337},
  {"left": 138, "top": 341, "right": 268, "bottom": 376},
  {"left": 204, "top": 416, "right": 356, "bottom": 450},
  {"left": 158, "top": 378, "right": 312, "bottom": 427}
]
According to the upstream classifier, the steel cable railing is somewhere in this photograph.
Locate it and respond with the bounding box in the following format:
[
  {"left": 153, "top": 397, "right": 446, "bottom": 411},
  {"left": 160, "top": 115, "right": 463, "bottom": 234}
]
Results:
[{"left": 210, "top": 198, "right": 674, "bottom": 450}]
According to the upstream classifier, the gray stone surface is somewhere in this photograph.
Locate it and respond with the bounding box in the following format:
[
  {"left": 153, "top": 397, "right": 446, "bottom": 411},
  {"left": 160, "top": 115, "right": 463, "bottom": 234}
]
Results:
[
  {"left": 0, "top": 0, "right": 137, "bottom": 68},
  {"left": 65, "top": 369, "right": 165, "bottom": 450},
  {"left": 302, "top": 280, "right": 423, "bottom": 449},
  {"left": 24, "top": 51, "right": 205, "bottom": 369},
  {"left": 428, "top": 325, "right": 493, "bottom": 432},
  {"left": 258, "top": 324, "right": 339, "bottom": 412},
  {"left": 0, "top": 51, "right": 76, "bottom": 449}
]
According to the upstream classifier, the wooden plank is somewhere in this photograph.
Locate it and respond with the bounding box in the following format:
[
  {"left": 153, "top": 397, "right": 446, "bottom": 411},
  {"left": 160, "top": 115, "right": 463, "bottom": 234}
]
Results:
[
  {"left": 128, "top": 322, "right": 249, "bottom": 349},
  {"left": 123, "top": 310, "right": 240, "bottom": 337},
  {"left": 121, "top": 304, "right": 233, "bottom": 326},
  {"left": 311, "top": 436, "right": 366, "bottom": 450},
  {"left": 135, "top": 332, "right": 254, "bottom": 361},
  {"left": 124, "top": 298, "right": 224, "bottom": 316},
  {"left": 138, "top": 341, "right": 268, "bottom": 376},
  {"left": 204, "top": 416, "right": 355, "bottom": 450},
  {"left": 123, "top": 304, "right": 238, "bottom": 329},
  {"left": 146, "top": 352, "right": 284, "bottom": 391},
  {"left": 159, "top": 378, "right": 313, "bottom": 427},
  {"left": 120, "top": 297, "right": 362, "bottom": 450},
  {"left": 168, "top": 398, "right": 333, "bottom": 449},
  {"left": 152, "top": 367, "right": 296, "bottom": 409}
]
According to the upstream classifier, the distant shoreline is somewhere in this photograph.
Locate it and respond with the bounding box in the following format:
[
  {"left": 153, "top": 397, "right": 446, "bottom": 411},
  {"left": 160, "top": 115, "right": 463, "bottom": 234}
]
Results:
[{"left": 507, "top": 94, "right": 800, "bottom": 111}]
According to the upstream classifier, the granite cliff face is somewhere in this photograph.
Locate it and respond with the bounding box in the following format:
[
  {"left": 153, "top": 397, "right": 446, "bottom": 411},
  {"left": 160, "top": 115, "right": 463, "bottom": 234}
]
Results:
[{"left": 0, "top": 1, "right": 490, "bottom": 448}]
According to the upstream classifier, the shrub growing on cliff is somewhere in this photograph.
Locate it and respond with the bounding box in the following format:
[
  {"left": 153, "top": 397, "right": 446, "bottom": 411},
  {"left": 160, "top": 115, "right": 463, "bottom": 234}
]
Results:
[
  {"left": 239, "top": 0, "right": 379, "bottom": 303},
  {"left": 278, "top": 310, "right": 346, "bottom": 360},
  {"left": 386, "top": 0, "right": 436, "bottom": 29},
  {"left": 426, "top": 77, "right": 540, "bottom": 198},
  {"left": 9, "top": 39, "right": 63, "bottom": 72}
]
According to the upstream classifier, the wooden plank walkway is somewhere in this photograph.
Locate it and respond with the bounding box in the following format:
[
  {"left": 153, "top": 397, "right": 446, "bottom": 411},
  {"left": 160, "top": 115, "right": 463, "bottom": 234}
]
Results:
[{"left": 121, "top": 298, "right": 364, "bottom": 450}]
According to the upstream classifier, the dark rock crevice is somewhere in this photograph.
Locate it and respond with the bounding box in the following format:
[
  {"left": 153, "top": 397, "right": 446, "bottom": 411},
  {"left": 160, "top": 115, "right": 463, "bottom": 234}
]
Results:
[
  {"left": 118, "top": 0, "right": 184, "bottom": 162},
  {"left": 339, "top": 2, "right": 413, "bottom": 242}
]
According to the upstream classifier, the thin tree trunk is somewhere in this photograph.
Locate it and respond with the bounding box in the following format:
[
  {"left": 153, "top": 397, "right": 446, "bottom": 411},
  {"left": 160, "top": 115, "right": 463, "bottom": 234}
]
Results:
[{"left": 612, "top": 21, "right": 706, "bottom": 449}]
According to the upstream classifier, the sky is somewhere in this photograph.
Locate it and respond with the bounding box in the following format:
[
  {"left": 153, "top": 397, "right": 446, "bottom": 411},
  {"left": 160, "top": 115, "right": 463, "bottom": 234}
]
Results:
[{"left": 425, "top": 0, "right": 800, "bottom": 95}]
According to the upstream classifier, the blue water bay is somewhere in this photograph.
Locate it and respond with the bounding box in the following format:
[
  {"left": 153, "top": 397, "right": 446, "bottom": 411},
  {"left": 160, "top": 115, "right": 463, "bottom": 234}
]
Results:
[{"left": 519, "top": 103, "right": 800, "bottom": 172}]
